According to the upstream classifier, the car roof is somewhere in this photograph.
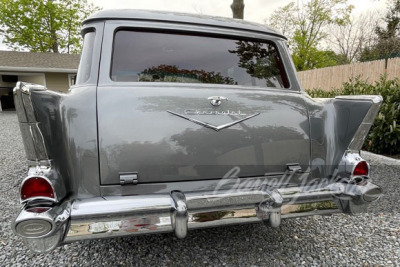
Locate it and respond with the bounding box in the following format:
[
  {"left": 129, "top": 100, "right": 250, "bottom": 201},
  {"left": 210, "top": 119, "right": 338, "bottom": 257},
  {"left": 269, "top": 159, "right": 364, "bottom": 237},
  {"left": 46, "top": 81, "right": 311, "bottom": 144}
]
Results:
[{"left": 84, "top": 9, "right": 286, "bottom": 39}]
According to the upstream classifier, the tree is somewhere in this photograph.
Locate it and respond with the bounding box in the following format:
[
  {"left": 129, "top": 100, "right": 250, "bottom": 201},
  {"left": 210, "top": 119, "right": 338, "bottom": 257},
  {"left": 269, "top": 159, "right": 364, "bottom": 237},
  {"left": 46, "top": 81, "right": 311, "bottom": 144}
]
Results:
[
  {"left": 0, "top": 0, "right": 100, "bottom": 53},
  {"left": 268, "top": 0, "right": 354, "bottom": 71},
  {"left": 140, "top": 65, "right": 236, "bottom": 85},
  {"left": 376, "top": 0, "right": 400, "bottom": 40},
  {"left": 359, "top": 0, "right": 400, "bottom": 62},
  {"left": 328, "top": 12, "right": 380, "bottom": 63},
  {"left": 231, "top": 0, "right": 244, "bottom": 19},
  {"left": 228, "top": 40, "right": 289, "bottom": 87}
]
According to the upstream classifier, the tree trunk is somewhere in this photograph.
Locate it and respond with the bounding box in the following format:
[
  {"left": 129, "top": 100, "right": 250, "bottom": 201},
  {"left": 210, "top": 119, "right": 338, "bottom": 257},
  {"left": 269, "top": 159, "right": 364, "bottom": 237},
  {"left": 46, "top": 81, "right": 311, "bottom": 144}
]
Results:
[
  {"left": 51, "top": 29, "right": 59, "bottom": 53},
  {"left": 231, "top": 0, "right": 244, "bottom": 19},
  {"left": 47, "top": 1, "right": 60, "bottom": 53}
]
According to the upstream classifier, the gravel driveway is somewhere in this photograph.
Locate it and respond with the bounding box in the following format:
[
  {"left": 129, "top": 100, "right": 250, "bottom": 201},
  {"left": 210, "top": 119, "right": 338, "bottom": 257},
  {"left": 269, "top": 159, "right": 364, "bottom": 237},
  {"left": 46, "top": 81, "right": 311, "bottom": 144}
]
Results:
[{"left": 1, "top": 111, "right": 399, "bottom": 266}]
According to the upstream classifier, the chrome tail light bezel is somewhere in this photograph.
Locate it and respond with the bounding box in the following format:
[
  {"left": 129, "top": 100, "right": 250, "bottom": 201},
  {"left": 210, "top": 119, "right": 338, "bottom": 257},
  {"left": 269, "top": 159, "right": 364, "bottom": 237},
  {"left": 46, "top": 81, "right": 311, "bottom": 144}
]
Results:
[{"left": 339, "top": 151, "right": 371, "bottom": 183}]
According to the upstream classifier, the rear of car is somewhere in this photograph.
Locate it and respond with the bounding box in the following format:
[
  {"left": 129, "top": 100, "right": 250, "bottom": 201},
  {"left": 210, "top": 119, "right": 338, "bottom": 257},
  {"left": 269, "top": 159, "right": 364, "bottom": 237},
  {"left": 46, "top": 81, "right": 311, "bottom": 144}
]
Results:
[{"left": 11, "top": 10, "right": 382, "bottom": 253}]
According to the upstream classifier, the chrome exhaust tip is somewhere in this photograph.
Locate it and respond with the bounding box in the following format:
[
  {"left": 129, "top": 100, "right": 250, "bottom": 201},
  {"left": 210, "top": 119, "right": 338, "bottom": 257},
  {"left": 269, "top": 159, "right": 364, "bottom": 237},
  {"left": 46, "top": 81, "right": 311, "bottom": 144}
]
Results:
[
  {"left": 12, "top": 201, "right": 71, "bottom": 253},
  {"left": 15, "top": 219, "right": 53, "bottom": 238},
  {"left": 338, "top": 181, "right": 382, "bottom": 214},
  {"left": 362, "top": 185, "right": 382, "bottom": 202},
  {"left": 341, "top": 180, "right": 383, "bottom": 203},
  {"left": 13, "top": 201, "right": 71, "bottom": 236}
]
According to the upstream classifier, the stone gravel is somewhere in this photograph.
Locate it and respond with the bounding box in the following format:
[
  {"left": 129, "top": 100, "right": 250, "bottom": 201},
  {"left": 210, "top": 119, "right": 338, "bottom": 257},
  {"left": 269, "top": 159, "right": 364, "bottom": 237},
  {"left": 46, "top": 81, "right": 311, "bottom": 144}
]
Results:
[{"left": 0, "top": 111, "right": 399, "bottom": 266}]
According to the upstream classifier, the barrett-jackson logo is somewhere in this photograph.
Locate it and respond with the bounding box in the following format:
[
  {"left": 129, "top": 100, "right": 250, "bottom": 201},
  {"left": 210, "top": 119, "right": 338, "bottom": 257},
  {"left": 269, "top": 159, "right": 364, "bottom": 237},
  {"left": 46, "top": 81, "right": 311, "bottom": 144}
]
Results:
[{"left": 184, "top": 109, "right": 247, "bottom": 116}]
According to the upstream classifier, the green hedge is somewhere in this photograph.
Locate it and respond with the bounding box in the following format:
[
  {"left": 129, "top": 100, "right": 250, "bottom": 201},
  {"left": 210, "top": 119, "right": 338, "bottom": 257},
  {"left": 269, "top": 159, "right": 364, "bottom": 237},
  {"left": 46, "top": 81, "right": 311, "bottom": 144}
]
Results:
[{"left": 306, "top": 76, "right": 400, "bottom": 155}]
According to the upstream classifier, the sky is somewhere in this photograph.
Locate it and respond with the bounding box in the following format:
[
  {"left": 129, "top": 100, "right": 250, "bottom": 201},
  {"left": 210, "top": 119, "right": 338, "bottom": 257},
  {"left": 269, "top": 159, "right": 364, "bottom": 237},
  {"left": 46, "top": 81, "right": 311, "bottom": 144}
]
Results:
[
  {"left": 0, "top": 0, "right": 390, "bottom": 51},
  {"left": 86, "top": 0, "right": 389, "bottom": 24}
]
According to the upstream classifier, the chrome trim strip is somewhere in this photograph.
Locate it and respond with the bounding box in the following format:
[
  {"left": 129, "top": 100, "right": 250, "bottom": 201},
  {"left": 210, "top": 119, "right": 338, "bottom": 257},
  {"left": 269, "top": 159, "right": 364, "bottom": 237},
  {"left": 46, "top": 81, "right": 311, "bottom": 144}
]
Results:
[
  {"left": 335, "top": 95, "right": 383, "bottom": 104},
  {"left": 18, "top": 123, "right": 49, "bottom": 160},
  {"left": 13, "top": 82, "right": 49, "bottom": 161},
  {"left": 27, "top": 160, "right": 52, "bottom": 167},
  {"left": 167, "top": 110, "right": 260, "bottom": 131}
]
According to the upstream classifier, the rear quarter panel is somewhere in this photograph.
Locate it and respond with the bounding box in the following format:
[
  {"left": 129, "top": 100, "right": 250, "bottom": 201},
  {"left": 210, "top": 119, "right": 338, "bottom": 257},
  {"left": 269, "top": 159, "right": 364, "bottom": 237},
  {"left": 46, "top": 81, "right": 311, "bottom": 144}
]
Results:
[
  {"left": 305, "top": 95, "right": 382, "bottom": 179},
  {"left": 30, "top": 86, "right": 100, "bottom": 198}
]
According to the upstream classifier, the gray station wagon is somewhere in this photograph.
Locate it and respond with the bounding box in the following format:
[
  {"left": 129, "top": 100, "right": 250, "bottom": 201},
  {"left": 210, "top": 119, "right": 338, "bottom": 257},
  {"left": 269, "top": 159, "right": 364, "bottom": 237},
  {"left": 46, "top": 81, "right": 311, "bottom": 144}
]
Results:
[{"left": 12, "top": 10, "right": 383, "bottom": 253}]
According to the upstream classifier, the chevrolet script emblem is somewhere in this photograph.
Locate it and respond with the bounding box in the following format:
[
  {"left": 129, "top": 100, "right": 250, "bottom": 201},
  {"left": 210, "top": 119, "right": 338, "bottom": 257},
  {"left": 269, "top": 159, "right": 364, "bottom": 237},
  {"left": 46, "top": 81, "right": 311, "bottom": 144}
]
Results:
[{"left": 167, "top": 110, "right": 260, "bottom": 131}]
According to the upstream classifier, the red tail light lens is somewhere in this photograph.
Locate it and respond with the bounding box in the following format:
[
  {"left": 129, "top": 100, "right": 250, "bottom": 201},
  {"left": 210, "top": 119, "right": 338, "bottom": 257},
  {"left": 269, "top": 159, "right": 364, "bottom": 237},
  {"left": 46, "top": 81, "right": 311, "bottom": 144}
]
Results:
[
  {"left": 353, "top": 161, "right": 369, "bottom": 176},
  {"left": 21, "top": 177, "right": 55, "bottom": 201}
]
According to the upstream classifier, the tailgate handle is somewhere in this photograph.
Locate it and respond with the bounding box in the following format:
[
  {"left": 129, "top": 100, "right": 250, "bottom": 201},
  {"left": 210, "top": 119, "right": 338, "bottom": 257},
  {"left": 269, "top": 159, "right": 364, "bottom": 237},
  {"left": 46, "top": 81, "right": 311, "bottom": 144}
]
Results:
[{"left": 119, "top": 173, "right": 138, "bottom": 185}]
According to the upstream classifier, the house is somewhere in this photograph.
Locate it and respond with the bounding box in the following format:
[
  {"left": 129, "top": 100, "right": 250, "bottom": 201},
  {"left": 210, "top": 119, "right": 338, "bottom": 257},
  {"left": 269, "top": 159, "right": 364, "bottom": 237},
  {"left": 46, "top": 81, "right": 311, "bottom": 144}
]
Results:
[{"left": 0, "top": 51, "right": 80, "bottom": 110}]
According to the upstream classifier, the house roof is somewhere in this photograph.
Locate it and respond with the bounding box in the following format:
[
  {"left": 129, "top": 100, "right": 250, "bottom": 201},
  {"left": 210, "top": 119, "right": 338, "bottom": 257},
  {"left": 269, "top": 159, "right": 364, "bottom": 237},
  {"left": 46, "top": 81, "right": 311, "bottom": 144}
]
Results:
[
  {"left": 0, "top": 51, "right": 80, "bottom": 73},
  {"left": 84, "top": 9, "right": 286, "bottom": 40}
]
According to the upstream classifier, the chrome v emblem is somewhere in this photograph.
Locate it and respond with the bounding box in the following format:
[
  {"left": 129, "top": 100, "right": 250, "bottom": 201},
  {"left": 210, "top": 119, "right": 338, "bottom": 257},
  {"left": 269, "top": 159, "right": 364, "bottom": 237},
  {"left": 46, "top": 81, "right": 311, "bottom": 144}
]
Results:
[{"left": 167, "top": 111, "right": 260, "bottom": 131}]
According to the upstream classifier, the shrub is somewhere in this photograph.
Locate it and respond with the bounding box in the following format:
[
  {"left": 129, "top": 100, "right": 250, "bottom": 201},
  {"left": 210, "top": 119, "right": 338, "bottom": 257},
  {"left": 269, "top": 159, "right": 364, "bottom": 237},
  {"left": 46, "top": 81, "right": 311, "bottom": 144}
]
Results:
[{"left": 306, "top": 76, "right": 400, "bottom": 155}]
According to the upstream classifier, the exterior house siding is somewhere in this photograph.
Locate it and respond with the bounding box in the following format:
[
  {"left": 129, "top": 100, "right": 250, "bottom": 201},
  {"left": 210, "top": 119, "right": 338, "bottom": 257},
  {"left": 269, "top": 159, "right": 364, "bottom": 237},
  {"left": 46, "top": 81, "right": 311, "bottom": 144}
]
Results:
[{"left": 45, "top": 73, "right": 72, "bottom": 92}]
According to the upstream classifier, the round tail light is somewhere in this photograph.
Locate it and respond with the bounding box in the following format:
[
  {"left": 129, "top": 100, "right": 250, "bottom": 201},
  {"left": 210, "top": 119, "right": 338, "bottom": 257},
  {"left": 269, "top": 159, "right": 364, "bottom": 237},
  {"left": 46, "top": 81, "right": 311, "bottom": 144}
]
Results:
[
  {"left": 353, "top": 161, "right": 369, "bottom": 176},
  {"left": 20, "top": 177, "right": 55, "bottom": 202}
]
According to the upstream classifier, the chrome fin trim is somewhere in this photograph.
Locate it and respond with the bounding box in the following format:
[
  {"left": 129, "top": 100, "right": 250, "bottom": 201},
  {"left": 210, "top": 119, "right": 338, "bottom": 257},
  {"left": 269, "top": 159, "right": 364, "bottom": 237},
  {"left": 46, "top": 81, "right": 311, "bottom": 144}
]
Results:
[
  {"left": 167, "top": 110, "right": 260, "bottom": 131},
  {"left": 13, "top": 82, "right": 49, "bottom": 160}
]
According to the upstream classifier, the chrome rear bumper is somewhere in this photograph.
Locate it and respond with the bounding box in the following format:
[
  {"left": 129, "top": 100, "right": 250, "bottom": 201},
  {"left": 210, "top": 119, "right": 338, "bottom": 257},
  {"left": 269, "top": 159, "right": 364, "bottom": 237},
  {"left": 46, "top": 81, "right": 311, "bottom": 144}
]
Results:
[
  {"left": 63, "top": 181, "right": 381, "bottom": 243},
  {"left": 12, "top": 180, "right": 381, "bottom": 252}
]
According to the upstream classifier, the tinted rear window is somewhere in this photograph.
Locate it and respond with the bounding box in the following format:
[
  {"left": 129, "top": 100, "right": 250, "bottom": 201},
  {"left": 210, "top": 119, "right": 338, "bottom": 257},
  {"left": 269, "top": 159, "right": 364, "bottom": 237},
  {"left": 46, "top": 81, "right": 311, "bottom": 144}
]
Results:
[{"left": 111, "top": 31, "right": 289, "bottom": 88}]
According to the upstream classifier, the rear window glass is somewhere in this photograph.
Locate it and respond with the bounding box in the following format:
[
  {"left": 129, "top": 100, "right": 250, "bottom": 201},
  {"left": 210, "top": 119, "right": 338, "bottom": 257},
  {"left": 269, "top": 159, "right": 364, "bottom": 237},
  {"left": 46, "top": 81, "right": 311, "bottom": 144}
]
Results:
[{"left": 111, "top": 31, "right": 290, "bottom": 88}]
